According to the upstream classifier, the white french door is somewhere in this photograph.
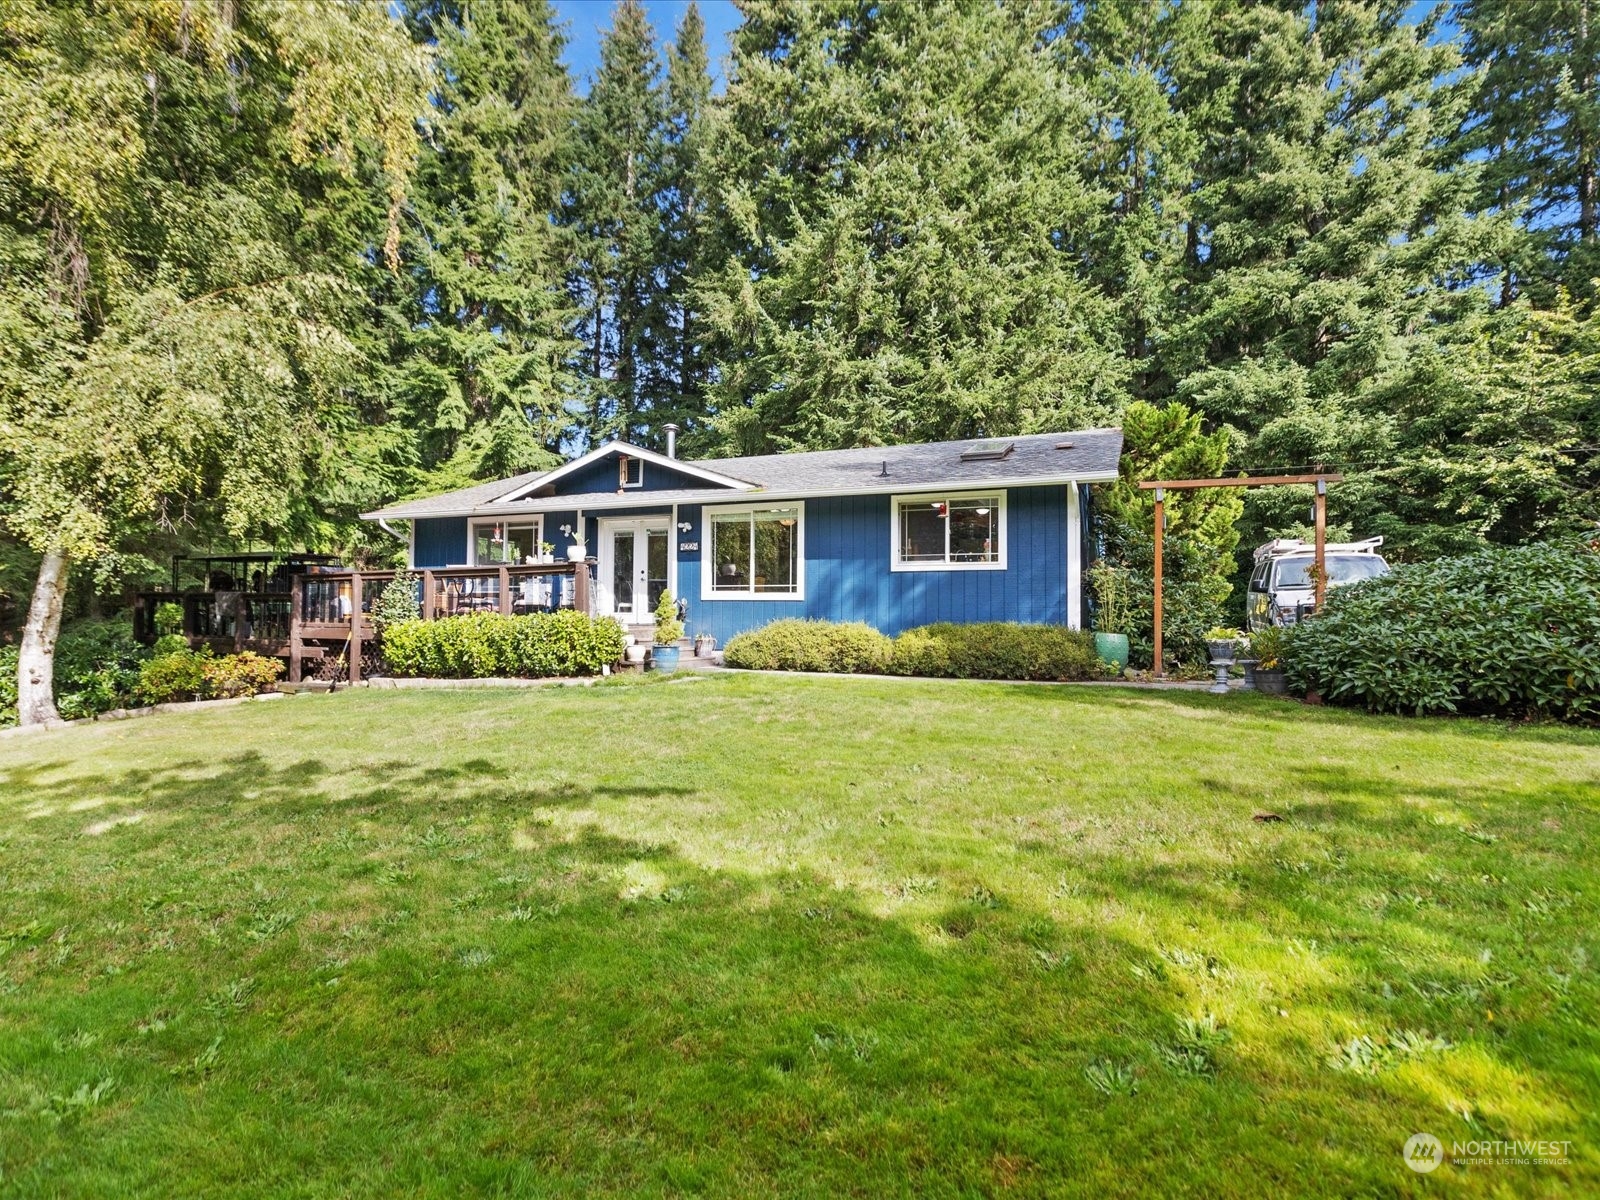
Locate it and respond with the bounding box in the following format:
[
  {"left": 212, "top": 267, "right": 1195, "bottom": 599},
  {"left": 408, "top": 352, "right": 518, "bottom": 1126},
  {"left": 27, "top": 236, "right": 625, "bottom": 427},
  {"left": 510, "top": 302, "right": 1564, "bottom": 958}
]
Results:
[{"left": 597, "top": 519, "right": 671, "bottom": 621}]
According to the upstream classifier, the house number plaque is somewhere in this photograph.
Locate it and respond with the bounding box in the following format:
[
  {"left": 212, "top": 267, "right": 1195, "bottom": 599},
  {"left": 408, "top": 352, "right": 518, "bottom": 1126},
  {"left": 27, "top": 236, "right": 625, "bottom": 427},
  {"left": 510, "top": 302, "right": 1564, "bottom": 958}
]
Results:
[{"left": 679, "top": 541, "right": 699, "bottom": 552}]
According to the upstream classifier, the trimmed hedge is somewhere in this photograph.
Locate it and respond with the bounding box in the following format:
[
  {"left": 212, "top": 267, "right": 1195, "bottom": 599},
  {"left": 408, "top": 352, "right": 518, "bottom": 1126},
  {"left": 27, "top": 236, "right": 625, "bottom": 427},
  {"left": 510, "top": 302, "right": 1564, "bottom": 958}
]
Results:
[
  {"left": 723, "top": 619, "right": 893, "bottom": 673},
  {"left": 380, "top": 611, "right": 626, "bottom": 679},
  {"left": 723, "top": 619, "right": 1104, "bottom": 681},
  {"left": 888, "top": 622, "right": 1103, "bottom": 681},
  {"left": 1287, "top": 541, "right": 1600, "bottom": 720}
]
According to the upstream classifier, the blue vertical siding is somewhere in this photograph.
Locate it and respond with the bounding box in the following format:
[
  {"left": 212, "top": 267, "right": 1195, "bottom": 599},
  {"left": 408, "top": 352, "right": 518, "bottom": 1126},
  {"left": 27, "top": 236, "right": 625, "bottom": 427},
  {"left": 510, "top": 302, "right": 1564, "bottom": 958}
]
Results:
[
  {"left": 677, "top": 486, "right": 1070, "bottom": 646},
  {"left": 412, "top": 517, "right": 468, "bottom": 568}
]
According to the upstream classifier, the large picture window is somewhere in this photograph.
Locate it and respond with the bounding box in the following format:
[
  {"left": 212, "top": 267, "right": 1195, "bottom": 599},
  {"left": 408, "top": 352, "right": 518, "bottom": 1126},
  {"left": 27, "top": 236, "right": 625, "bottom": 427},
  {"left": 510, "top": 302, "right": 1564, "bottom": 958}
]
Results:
[
  {"left": 703, "top": 504, "right": 804, "bottom": 599},
  {"left": 473, "top": 520, "right": 542, "bottom": 566},
  {"left": 891, "top": 492, "right": 1005, "bottom": 571}
]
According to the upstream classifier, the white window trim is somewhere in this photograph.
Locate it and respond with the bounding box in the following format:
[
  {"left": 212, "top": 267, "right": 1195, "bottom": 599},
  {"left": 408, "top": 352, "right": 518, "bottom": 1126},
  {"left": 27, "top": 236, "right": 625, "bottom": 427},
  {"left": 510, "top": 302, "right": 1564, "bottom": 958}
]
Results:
[
  {"left": 470, "top": 517, "right": 544, "bottom": 566},
  {"left": 619, "top": 455, "right": 644, "bottom": 489},
  {"left": 700, "top": 500, "right": 806, "bottom": 601},
  {"left": 890, "top": 489, "right": 1007, "bottom": 572}
]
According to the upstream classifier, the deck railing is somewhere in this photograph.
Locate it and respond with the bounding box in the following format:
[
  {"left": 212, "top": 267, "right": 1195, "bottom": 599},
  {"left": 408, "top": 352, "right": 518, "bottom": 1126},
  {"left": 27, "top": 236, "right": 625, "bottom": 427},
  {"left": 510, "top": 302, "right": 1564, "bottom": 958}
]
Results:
[{"left": 135, "top": 559, "right": 594, "bottom": 684}]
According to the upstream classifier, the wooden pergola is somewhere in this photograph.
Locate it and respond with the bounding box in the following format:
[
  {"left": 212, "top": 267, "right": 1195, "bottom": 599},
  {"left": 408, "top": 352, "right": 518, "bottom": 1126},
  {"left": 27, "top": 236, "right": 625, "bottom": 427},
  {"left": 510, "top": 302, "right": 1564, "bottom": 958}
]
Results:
[{"left": 1137, "top": 473, "right": 1343, "bottom": 678}]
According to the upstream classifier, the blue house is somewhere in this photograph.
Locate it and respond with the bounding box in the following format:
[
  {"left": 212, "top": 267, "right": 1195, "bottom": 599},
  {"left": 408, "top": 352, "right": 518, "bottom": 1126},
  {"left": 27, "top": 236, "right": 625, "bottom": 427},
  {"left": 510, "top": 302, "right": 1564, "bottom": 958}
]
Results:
[{"left": 361, "top": 427, "right": 1123, "bottom": 645}]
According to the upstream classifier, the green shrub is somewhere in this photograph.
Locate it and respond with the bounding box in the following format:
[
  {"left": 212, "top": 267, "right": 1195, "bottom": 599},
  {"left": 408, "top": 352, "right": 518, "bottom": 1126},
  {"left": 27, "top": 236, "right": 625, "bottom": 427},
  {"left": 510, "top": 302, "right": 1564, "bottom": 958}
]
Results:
[
  {"left": 0, "top": 645, "right": 16, "bottom": 727},
  {"left": 55, "top": 620, "right": 149, "bottom": 717},
  {"left": 1245, "top": 625, "right": 1288, "bottom": 670},
  {"left": 203, "top": 651, "right": 284, "bottom": 698},
  {"left": 653, "top": 589, "right": 684, "bottom": 645},
  {"left": 136, "top": 649, "right": 212, "bottom": 704},
  {"left": 380, "top": 611, "right": 625, "bottom": 678},
  {"left": 153, "top": 602, "right": 185, "bottom": 636},
  {"left": 889, "top": 623, "right": 1104, "bottom": 681},
  {"left": 370, "top": 572, "right": 421, "bottom": 631},
  {"left": 152, "top": 633, "right": 189, "bottom": 657},
  {"left": 1287, "top": 541, "right": 1600, "bottom": 720},
  {"left": 723, "top": 619, "right": 893, "bottom": 673}
]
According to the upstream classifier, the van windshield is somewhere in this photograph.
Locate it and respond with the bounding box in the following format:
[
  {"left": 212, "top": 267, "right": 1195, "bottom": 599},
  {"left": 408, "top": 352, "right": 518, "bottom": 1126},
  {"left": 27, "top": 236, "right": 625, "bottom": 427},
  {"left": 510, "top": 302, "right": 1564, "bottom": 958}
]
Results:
[{"left": 1272, "top": 555, "right": 1387, "bottom": 589}]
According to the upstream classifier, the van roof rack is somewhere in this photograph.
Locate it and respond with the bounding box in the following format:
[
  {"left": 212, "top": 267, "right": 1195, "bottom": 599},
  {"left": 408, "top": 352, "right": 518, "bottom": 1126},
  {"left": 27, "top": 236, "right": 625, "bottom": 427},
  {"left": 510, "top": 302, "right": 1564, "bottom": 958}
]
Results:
[{"left": 1252, "top": 535, "right": 1383, "bottom": 562}]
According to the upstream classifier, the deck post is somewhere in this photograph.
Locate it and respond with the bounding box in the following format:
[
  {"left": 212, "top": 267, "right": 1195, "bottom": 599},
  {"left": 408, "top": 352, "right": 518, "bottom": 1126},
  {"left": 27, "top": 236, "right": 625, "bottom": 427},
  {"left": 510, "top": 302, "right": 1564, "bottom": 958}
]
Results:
[
  {"left": 1152, "top": 488, "right": 1165, "bottom": 679},
  {"left": 498, "top": 565, "right": 511, "bottom": 615},
  {"left": 348, "top": 571, "right": 363, "bottom": 685},
  {"left": 573, "top": 560, "right": 591, "bottom": 616},
  {"left": 233, "top": 592, "right": 245, "bottom": 652},
  {"left": 421, "top": 570, "right": 435, "bottom": 620},
  {"left": 288, "top": 575, "right": 304, "bottom": 684}
]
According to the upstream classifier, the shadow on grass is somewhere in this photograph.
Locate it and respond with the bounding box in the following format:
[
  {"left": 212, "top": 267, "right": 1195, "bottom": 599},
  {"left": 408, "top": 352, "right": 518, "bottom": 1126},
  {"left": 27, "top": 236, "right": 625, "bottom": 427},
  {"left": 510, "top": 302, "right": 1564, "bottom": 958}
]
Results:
[{"left": 0, "top": 747, "right": 1594, "bottom": 1197}]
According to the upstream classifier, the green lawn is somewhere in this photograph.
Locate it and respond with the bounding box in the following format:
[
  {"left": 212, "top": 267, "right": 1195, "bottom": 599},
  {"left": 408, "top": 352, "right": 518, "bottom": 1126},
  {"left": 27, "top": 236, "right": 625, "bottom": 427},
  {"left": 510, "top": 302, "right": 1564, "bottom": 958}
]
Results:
[{"left": 1, "top": 675, "right": 1597, "bottom": 1197}]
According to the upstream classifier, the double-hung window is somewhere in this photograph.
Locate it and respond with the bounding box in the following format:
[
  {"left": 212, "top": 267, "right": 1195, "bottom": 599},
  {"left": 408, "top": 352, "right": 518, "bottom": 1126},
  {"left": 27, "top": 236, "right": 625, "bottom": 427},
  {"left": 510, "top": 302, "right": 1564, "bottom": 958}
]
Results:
[
  {"left": 702, "top": 503, "right": 804, "bottom": 599},
  {"left": 891, "top": 492, "right": 1005, "bottom": 570}
]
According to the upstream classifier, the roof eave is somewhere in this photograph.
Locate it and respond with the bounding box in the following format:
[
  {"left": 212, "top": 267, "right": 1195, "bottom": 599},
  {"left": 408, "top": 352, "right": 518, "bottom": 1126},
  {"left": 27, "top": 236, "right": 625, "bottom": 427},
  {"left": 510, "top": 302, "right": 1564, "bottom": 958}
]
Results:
[{"left": 360, "top": 470, "right": 1120, "bottom": 522}]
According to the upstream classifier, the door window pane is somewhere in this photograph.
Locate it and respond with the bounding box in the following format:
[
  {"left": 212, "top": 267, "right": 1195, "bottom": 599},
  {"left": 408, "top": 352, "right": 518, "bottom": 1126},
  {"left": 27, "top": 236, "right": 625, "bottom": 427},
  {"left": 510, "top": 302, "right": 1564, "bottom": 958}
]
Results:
[
  {"left": 612, "top": 530, "right": 635, "bottom": 611},
  {"left": 646, "top": 528, "right": 669, "bottom": 612}
]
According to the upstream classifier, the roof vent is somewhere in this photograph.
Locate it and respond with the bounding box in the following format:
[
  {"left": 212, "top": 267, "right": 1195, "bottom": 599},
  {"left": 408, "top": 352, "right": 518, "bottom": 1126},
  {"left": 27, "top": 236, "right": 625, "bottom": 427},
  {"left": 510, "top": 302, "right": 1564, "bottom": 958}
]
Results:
[{"left": 959, "top": 440, "right": 1014, "bottom": 462}]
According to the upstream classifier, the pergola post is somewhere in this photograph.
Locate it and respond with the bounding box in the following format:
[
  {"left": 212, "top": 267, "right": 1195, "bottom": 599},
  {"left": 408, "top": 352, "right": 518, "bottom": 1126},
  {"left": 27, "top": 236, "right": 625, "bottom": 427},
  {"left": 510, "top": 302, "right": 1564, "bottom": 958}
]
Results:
[
  {"left": 1152, "top": 487, "right": 1165, "bottom": 679},
  {"left": 1139, "top": 472, "right": 1344, "bottom": 679},
  {"left": 1313, "top": 479, "right": 1328, "bottom": 611}
]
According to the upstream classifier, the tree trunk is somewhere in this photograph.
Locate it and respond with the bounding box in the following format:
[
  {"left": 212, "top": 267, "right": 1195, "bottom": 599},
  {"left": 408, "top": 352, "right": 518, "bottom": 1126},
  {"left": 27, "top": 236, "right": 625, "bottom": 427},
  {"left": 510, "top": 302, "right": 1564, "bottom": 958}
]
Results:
[{"left": 17, "top": 549, "right": 70, "bottom": 726}]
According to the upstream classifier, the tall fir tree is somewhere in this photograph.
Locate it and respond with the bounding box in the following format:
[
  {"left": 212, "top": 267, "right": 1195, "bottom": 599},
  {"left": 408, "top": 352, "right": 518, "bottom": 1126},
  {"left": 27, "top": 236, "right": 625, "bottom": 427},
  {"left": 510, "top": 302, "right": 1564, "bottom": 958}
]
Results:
[
  {"left": 1457, "top": 0, "right": 1600, "bottom": 301},
  {"left": 388, "top": 0, "right": 578, "bottom": 494},
  {"left": 565, "top": 0, "right": 665, "bottom": 445},
  {"left": 698, "top": 0, "right": 1126, "bottom": 453},
  {"left": 652, "top": 2, "right": 715, "bottom": 450}
]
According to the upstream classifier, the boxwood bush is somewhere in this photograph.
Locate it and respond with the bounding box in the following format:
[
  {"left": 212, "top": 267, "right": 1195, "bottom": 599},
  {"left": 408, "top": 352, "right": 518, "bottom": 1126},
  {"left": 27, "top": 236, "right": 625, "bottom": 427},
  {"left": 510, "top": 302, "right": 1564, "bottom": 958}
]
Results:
[
  {"left": 723, "top": 619, "right": 1104, "bottom": 681},
  {"left": 889, "top": 622, "right": 1104, "bottom": 681},
  {"left": 1287, "top": 541, "right": 1600, "bottom": 720},
  {"left": 723, "top": 619, "right": 893, "bottom": 673},
  {"left": 380, "top": 611, "right": 625, "bottom": 678}
]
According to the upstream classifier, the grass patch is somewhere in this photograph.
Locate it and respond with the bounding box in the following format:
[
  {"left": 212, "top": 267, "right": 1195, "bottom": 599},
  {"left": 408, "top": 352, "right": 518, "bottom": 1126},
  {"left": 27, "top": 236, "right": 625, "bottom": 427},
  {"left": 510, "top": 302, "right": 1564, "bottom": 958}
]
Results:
[{"left": 1, "top": 675, "right": 1596, "bottom": 1196}]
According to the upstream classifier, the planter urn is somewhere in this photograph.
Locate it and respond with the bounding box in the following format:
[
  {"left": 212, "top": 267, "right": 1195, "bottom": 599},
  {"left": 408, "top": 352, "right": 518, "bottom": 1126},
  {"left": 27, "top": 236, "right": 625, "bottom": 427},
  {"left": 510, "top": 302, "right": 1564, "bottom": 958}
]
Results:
[
  {"left": 566, "top": 545, "right": 588, "bottom": 563},
  {"left": 1093, "top": 632, "right": 1129, "bottom": 675},
  {"left": 651, "top": 644, "right": 682, "bottom": 672},
  {"left": 1206, "top": 639, "right": 1237, "bottom": 694}
]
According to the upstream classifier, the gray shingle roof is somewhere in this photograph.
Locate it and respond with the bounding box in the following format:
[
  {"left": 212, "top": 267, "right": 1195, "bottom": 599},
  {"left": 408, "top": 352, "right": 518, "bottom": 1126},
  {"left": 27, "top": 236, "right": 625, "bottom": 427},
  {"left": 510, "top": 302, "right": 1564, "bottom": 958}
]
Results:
[{"left": 362, "top": 428, "right": 1122, "bottom": 520}]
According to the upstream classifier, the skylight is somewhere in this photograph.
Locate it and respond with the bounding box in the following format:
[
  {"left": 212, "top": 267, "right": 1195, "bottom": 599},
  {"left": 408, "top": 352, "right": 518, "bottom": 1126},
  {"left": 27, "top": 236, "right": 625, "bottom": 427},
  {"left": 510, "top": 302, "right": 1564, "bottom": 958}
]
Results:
[{"left": 959, "top": 440, "right": 1014, "bottom": 462}]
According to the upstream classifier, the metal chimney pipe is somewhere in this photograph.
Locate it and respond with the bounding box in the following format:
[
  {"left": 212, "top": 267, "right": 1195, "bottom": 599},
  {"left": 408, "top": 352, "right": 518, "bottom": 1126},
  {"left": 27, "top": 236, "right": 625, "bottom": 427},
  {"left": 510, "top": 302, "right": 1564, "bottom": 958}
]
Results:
[{"left": 664, "top": 423, "right": 679, "bottom": 458}]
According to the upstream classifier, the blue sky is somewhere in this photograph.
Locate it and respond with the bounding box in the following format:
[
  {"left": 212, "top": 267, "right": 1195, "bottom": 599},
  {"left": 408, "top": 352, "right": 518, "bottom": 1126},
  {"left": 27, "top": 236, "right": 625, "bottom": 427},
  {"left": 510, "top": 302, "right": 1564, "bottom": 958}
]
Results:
[{"left": 551, "top": 0, "right": 743, "bottom": 93}]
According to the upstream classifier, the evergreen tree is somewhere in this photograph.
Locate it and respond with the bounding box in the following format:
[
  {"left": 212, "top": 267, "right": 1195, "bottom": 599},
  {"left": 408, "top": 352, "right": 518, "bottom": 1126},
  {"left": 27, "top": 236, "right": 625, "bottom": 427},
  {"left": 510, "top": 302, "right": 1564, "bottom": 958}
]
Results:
[
  {"left": 1457, "top": 0, "right": 1600, "bottom": 300},
  {"left": 565, "top": 0, "right": 665, "bottom": 444},
  {"left": 389, "top": 0, "right": 578, "bottom": 493},
  {"left": 652, "top": 2, "right": 715, "bottom": 449},
  {"left": 699, "top": 0, "right": 1126, "bottom": 453}
]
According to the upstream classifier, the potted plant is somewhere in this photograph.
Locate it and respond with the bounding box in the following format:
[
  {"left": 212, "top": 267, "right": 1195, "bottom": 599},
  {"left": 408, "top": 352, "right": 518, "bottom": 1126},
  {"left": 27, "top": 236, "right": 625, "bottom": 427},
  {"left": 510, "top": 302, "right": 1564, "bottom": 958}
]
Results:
[
  {"left": 560, "top": 524, "right": 588, "bottom": 562},
  {"left": 538, "top": 541, "right": 555, "bottom": 564},
  {"left": 1087, "top": 560, "right": 1132, "bottom": 675},
  {"left": 1249, "top": 625, "right": 1289, "bottom": 695},
  {"left": 694, "top": 633, "right": 716, "bottom": 658},
  {"left": 651, "top": 589, "right": 684, "bottom": 671}
]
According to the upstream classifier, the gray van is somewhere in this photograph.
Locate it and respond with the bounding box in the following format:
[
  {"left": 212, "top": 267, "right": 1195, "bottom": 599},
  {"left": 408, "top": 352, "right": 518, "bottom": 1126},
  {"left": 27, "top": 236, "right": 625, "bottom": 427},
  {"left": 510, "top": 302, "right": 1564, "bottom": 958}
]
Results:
[{"left": 1246, "top": 537, "right": 1389, "bottom": 631}]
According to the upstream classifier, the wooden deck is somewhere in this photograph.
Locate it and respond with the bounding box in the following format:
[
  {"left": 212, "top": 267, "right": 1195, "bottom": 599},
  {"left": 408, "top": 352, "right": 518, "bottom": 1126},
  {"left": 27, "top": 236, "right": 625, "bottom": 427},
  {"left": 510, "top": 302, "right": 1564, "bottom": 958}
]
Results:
[{"left": 135, "top": 560, "right": 595, "bottom": 685}]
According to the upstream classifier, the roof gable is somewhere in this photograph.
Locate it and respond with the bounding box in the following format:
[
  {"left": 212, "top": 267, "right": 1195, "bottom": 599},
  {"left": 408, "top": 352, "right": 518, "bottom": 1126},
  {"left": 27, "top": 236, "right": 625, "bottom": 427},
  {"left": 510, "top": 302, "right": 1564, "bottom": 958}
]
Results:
[{"left": 494, "top": 440, "right": 753, "bottom": 503}]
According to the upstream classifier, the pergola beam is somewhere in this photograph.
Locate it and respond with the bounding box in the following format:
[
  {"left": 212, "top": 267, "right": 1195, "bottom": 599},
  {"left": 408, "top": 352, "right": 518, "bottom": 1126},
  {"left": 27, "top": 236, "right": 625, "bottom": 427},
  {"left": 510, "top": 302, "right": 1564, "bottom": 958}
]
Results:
[{"left": 1138, "top": 473, "right": 1343, "bottom": 490}]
